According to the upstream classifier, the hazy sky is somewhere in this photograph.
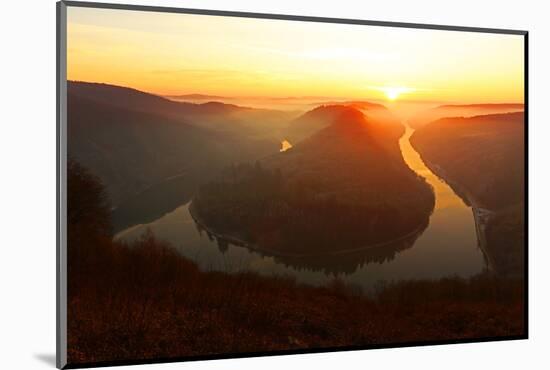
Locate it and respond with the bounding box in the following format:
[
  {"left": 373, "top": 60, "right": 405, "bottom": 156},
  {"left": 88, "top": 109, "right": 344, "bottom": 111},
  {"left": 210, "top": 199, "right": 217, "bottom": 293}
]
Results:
[{"left": 67, "top": 6, "right": 524, "bottom": 103}]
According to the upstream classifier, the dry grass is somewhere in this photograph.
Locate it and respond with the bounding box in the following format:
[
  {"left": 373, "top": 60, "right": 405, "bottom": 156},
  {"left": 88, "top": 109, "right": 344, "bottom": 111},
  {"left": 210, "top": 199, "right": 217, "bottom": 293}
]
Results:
[{"left": 68, "top": 231, "right": 524, "bottom": 365}]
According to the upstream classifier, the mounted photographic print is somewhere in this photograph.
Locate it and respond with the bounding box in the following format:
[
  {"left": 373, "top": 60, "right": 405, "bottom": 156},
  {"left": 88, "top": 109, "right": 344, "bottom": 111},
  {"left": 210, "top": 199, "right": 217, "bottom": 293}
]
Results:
[{"left": 56, "top": 1, "right": 528, "bottom": 368}]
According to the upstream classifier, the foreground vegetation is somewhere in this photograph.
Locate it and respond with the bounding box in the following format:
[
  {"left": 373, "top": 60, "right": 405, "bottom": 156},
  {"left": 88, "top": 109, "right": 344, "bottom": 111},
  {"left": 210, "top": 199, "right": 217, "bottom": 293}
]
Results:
[
  {"left": 69, "top": 232, "right": 524, "bottom": 365},
  {"left": 68, "top": 160, "right": 524, "bottom": 366}
]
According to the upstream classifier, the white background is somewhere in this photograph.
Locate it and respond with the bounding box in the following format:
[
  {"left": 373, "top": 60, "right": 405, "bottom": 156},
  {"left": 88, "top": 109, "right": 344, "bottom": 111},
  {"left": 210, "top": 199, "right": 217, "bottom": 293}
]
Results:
[{"left": 1, "top": 0, "right": 548, "bottom": 369}]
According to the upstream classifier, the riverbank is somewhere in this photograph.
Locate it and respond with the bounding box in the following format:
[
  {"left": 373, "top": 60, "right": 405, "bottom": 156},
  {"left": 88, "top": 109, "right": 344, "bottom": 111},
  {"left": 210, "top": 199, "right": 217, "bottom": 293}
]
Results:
[
  {"left": 408, "top": 113, "right": 525, "bottom": 277},
  {"left": 412, "top": 147, "right": 523, "bottom": 277},
  {"left": 188, "top": 199, "right": 429, "bottom": 258},
  {"left": 419, "top": 156, "right": 496, "bottom": 272},
  {"left": 111, "top": 172, "right": 201, "bottom": 233}
]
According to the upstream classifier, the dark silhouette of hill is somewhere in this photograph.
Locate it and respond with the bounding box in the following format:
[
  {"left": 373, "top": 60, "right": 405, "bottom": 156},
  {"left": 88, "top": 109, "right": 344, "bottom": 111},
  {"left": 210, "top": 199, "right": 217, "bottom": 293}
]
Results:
[
  {"left": 411, "top": 112, "right": 525, "bottom": 276},
  {"left": 410, "top": 103, "right": 524, "bottom": 129},
  {"left": 69, "top": 81, "right": 243, "bottom": 116},
  {"left": 193, "top": 106, "right": 434, "bottom": 255},
  {"left": 68, "top": 94, "right": 218, "bottom": 206},
  {"left": 69, "top": 81, "right": 295, "bottom": 139},
  {"left": 67, "top": 84, "right": 282, "bottom": 212},
  {"left": 411, "top": 112, "right": 524, "bottom": 209}
]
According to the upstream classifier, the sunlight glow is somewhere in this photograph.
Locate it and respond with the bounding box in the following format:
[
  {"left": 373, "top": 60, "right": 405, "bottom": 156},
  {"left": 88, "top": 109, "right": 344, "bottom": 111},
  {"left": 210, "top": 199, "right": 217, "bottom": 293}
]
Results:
[
  {"left": 381, "top": 87, "right": 412, "bottom": 101},
  {"left": 67, "top": 7, "right": 525, "bottom": 103}
]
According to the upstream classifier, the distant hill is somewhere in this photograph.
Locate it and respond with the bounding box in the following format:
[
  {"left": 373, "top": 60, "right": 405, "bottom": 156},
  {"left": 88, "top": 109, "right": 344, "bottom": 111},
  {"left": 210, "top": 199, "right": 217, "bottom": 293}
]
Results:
[
  {"left": 69, "top": 81, "right": 295, "bottom": 139},
  {"left": 68, "top": 81, "right": 244, "bottom": 117},
  {"left": 438, "top": 103, "right": 524, "bottom": 109},
  {"left": 411, "top": 112, "right": 524, "bottom": 209},
  {"left": 68, "top": 94, "right": 217, "bottom": 206},
  {"left": 317, "top": 100, "right": 386, "bottom": 110},
  {"left": 67, "top": 82, "right": 283, "bottom": 211},
  {"left": 411, "top": 112, "right": 525, "bottom": 275},
  {"left": 193, "top": 106, "right": 434, "bottom": 255},
  {"left": 283, "top": 102, "right": 402, "bottom": 144},
  {"left": 164, "top": 93, "right": 228, "bottom": 100},
  {"left": 409, "top": 103, "right": 524, "bottom": 129}
]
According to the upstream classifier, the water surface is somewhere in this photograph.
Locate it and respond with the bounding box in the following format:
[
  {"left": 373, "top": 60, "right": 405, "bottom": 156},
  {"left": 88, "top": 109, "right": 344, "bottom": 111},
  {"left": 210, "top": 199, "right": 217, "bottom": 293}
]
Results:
[{"left": 116, "top": 123, "right": 485, "bottom": 291}]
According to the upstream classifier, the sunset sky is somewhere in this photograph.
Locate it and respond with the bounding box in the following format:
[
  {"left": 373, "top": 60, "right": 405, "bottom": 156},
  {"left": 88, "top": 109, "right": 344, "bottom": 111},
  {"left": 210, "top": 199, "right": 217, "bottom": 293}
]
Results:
[{"left": 67, "top": 6, "right": 524, "bottom": 103}]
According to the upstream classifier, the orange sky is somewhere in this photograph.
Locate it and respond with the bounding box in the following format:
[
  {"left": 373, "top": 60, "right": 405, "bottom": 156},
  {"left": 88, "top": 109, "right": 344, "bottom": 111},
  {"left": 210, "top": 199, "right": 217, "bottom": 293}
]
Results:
[{"left": 67, "top": 6, "right": 525, "bottom": 104}]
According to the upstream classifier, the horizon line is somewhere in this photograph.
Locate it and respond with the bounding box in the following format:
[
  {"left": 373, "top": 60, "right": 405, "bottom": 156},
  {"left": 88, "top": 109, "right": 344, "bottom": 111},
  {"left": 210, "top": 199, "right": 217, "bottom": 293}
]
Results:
[{"left": 67, "top": 80, "right": 525, "bottom": 108}]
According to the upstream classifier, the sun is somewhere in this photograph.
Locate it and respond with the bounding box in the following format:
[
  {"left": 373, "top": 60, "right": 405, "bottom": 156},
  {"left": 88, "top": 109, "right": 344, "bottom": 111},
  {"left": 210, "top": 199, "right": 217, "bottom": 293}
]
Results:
[{"left": 381, "top": 87, "right": 411, "bottom": 101}]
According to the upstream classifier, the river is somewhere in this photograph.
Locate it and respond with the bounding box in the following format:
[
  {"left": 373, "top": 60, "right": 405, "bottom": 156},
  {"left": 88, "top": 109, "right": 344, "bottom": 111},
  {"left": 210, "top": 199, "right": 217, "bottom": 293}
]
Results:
[{"left": 115, "top": 123, "right": 485, "bottom": 292}]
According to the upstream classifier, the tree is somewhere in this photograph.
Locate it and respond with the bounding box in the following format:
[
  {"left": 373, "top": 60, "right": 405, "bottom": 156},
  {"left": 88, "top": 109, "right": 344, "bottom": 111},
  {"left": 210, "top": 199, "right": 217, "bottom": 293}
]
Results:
[
  {"left": 67, "top": 158, "right": 112, "bottom": 239},
  {"left": 67, "top": 159, "right": 113, "bottom": 284}
]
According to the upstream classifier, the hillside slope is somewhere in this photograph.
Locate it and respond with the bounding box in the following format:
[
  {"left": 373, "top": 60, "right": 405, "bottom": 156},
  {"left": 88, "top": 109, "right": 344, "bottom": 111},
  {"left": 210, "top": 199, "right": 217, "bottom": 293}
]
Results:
[
  {"left": 409, "top": 103, "right": 524, "bottom": 129},
  {"left": 410, "top": 112, "right": 525, "bottom": 275},
  {"left": 67, "top": 84, "right": 280, "bottom": 208},
  {"left": 283, "top": 102, "right": 402, "bottom": 144},
  {"left": 69, "top": 81, "right": 294, "bottom": 140},
  {"left": 193, "top": 107, "right": 434, "bottom": 255}
]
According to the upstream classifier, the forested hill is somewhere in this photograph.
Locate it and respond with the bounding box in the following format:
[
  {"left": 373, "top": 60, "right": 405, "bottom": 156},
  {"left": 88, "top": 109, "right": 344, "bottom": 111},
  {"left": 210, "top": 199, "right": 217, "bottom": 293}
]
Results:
[
  {"left": 411, "top": 112, "right": 525, "bottom": 276},
  {"left": 67, "top": 81, "right": 288, "bottom": 207},
  {"left": 411, "top": 112, "right": 524, "bottom": 210},
  {"left": 193, "top": 106, "right": 435, "bottom": 255}
]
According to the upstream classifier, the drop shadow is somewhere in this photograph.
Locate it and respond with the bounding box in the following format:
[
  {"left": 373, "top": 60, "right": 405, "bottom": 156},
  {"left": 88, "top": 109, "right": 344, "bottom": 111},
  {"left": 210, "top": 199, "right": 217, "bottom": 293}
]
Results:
[{"left": 34, "top": 353, "right": 56, "bottom": 367}]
